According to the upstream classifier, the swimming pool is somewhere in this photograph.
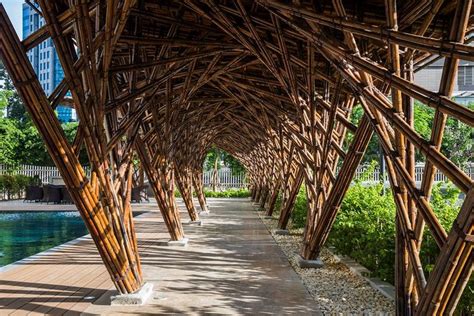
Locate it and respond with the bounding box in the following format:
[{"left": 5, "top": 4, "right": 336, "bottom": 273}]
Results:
[{"left": 0, "top": 211, "right": 88, "bottom": 267}]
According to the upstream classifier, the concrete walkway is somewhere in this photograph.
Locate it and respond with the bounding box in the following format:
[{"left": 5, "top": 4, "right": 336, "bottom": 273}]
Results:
[{"left": 0, "top": 198, "right": 320, "bottom": 315}]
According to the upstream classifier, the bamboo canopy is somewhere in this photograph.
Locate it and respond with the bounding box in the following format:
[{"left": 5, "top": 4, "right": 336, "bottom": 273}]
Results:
[{"left": 0, "top": 0, "right": 473, "bottom": 314}]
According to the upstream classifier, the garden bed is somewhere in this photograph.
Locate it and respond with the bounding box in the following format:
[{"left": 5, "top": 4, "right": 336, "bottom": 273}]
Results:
[{"left": 256, "top": 209, "right": 395, "bottom": 315}]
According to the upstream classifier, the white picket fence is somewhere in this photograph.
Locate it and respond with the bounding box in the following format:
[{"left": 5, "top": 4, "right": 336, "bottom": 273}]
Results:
[
  {"left": 351, "top": 163, "right": 474, "bottom": 184},
  {"left": 0, "top": 164, "right": 90, "bottom": 184},
  {"left": 203, "top": 168, "right": 247, "bottom": 189},
  {"left": 1, "top": 163, "right": 472, "bottom": 188},
  {"left": 0, "top": 164, "right": 247, "bottom": 188}
]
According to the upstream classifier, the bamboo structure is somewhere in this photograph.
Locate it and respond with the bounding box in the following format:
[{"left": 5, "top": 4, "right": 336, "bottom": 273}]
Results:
[{"left": 0, "top": 1, "right": 473, "bottom": 313}]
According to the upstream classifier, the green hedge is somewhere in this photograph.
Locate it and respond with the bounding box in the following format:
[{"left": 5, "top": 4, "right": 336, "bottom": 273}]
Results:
[
  {"left": 0, "top": 174, "right": 37, "bottom": 199},
  {"left": 288, "top": 181, "right": 473, "bottom": 313},
  {"left": 203, "top": 188, "right": 250, "bottom": 198},
  {"left": 329, "top": 182, "right": 396, "bottom": 282},
  {"left": 290, "top": 186, "right": 307, "bottom": 228},
  {"left": 175, "top": 188, "right": 250, "bottom": 198}
]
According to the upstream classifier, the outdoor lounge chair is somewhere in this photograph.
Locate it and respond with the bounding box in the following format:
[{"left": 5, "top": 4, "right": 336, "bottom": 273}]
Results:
[
  {"left": 24, "top": 185, "right": 43, "bottom": 202},
  {"left": 60, "top": 186, "right": 73, "bottom": 204},
  {"left": 42, "top": 185, "right": 62, "bottom": 204}
]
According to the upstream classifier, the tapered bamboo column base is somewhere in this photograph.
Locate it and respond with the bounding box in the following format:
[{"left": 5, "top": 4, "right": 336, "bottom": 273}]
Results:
[{"left": 111, "top": 283, "right": 154, "bottom": 306}]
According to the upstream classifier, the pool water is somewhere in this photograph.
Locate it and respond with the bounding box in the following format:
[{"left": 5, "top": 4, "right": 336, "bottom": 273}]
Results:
[{"left": 0, "top": 211, "right": 88, "bottom": 267}]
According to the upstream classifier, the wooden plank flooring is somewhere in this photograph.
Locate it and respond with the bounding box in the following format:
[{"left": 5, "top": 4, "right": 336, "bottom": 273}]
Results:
[{"left": 0, "top": 237, "right": 112, "bottom": 315}]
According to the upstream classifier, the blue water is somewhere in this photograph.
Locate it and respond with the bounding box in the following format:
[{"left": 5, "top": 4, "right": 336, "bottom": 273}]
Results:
[{"left": 0, "top": 211, "right": 88, "bottom": 267}]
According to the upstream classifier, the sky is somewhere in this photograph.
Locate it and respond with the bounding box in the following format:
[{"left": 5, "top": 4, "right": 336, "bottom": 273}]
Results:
[{"left": 1, "top": 1, "right": 23, "bottom": 37}]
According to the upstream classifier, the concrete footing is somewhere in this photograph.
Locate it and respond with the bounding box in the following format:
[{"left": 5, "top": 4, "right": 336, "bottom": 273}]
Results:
[
  {"left": 296, "top": 255, "right": 324, "bottom": 268},
  {"left": 187, "top": 220, "right": 203, "bottom": 226},
  {"left": 273, "top": 229, "right": 289, "bottom": 235},
  {"left": 167, "top": 237, "right": 189, "bottom": 247},
  {"left": 199, "top": 211, "right": 210, "bottom": 216},
  {"left": 263, "top": 215, "right": 273, "bottom": 219},
  {"left": 110, "top": 283, "right": 154, "bottom": 306}
]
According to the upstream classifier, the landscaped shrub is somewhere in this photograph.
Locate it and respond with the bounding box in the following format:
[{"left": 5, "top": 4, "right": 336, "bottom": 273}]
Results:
[
  {"left": 203, "top": 188, "right": 250, "bottom": 198},
  {"left": 0, "top": 175, "right": 4, "bottom": 197},
  {"left": 328, "top": 181, "right": 472, "bottom": 313},
  {"left": 0, "top": 174, "right": 35, "bottom": 199},
  {"left": 281, "top": 178, "right": 473, "bottom": 313},
  {"left": 328, "top": 181, "right": 396, "bottom": 282},
  {"left": 290, "top": 185, "right": 308, "bottom": 228},
  {"left": 14, "top": 174, "right": 30, "bottom": 196},
  {"left": 3, "top": 174, "right": 18, "bottom": 199},
  {"left": 174, "top": 188, "right": 251, "bottom": 198},
  {"left": 273, "top": 192, "right": 283, "bottom": 216}
]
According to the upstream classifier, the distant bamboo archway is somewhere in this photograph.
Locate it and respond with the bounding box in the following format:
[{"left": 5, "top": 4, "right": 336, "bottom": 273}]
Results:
[{"left": 0, "top": 1, "right": 473, "bottom": 314}]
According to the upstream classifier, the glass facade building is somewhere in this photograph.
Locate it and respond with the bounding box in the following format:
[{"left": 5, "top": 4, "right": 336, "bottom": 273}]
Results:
[{"left": 22, "top": 4, "right": 77, "bottom": 123}]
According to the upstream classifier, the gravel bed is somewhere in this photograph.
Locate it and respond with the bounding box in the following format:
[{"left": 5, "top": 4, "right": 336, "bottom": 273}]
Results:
[{"left": 257, "top": 210, "right": 395, "bottom": 315}]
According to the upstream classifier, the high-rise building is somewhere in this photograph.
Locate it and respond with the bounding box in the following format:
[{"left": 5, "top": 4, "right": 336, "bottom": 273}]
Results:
[{"left": 22, "top": 3, "right": 77, "bottom": 122}]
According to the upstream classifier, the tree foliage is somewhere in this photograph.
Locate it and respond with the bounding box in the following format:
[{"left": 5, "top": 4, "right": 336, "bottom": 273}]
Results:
[
  {"left": 287, "top": 176, "right": 473, "bottom": 313},
  {"left": 0, "top": 62, "right": 88, "bottom": 166},
  {"left": 349, "top": 102, "right": 473, "bottom": 165},
  {"left": 0, "top": 118, "right": 22, "bottom": 165},
  {"left": 0, "top": 61, "right": 29, "bottom": 124},
  {"left": 204, "top": 147, "right": 246, "bottom": 174},
  {"left": 0, "top": 119, "right": 86, "bottom": 166}
]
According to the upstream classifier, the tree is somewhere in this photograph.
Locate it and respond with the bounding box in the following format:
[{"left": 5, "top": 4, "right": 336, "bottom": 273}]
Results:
[
  {"left": 223, "top": 152, "right": 246, "bottom": 175},
  {"left": 1, "top": 61, "right": 88, "bottom": 166},
  {"left": 62, "top": 122, "right": 89, "bottom": 164},
  {"left": 442, "top": 103, "right": 473, "bottom": 165},
  {"left": 204, "top": 147, "right": 246, "bottom": 191},
  {"left": 16, "top": 123, "right": 52, "bottom": 166},
  {"left": 349, "top": 102, "right": 473, "bottom": 166},
  {"left": 0, "top": 61, "right": 29, "bottom": 124},
  {"left": 14, "top": 121, "right": 87, "bottom": 166},
  {"left": 0, "top": 118, "right": 21, "bottom": 165},
  {"left": 0, "top": 88, "right": 12, "bottom": 117},
  {"left": 349, "top": 105, "right": 380, "bottom": 163},
  {"left": 413, "top": 101, "right": 473, "bottom": 165},
  {"left": 204, "top": 147, "right": 245, "bottom": 174}
]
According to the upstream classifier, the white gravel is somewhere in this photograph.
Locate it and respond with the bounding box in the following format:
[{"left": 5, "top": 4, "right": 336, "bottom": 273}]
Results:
[{"left": 257, "top": 210, "right": 395, "bottom": 315}]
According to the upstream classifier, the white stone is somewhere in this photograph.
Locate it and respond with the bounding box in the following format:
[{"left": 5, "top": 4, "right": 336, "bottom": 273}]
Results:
[
  {"left": 167, "top": 237, "right": 189, "bottom": 247},
  {"left": 110, "top": 282, "right": 153, "bottom": 306}
]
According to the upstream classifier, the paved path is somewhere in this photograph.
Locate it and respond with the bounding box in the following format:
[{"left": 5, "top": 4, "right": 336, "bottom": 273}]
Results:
[
  {"left": 0, "top": 199, "right": 78, "bottom": 211},
  {"left": 0, "top": 198, "right": 320, "bottom": 315}
]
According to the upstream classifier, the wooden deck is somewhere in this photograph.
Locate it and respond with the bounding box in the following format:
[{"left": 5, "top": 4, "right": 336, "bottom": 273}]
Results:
[
  {"left": 0, "top": 237, "right": 112, "bottom": 315},
  {"left": 0, "top": 199, "right": 320, "bottom": 315},
  {"left": 0, "top": 202, "right": 154, "bottom": 315}
]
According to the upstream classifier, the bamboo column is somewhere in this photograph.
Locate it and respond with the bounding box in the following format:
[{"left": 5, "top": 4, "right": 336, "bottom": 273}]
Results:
[
  {"left": 192, "top": 169, "right": 209, "bottom": 213},
  {"left": 0, "top": 7, "right": 143, "bottom": 295},
  {"left": 265, "top": 177, "right": 281, "bottom": 217},
  {"left": 176, "top": 167, "right": 200, "bottom": 221},
  {"left": 135, "top": 138, "right": 185, "bottom": 241}
]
